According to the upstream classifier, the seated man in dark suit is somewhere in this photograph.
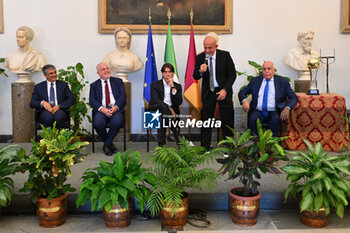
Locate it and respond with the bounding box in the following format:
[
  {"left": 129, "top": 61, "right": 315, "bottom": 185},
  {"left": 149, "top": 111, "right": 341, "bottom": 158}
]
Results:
[
  {"left": 30, "top": 64, "right": 74, "bottom": 128},
  {"left": 149, "top": 63, "right": 183, "bottom": 146},
  {"left": 89, "top": 62, "right": 126, "bottom": 156},
  {"left": 238, "top": 61, "right": 298, "bottom": 137}
]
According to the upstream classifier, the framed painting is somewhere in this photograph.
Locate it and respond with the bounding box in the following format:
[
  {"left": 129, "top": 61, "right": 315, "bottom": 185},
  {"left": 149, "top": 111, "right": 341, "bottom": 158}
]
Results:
[
  {"left": 98, "top": 0, "right": 233, "bottom": 34},
  {"left": 0, "top": 0, "right": 3, "bottom": 33},
  {"left": 341, "top": 0, "right": 350, "bottom": 33}
]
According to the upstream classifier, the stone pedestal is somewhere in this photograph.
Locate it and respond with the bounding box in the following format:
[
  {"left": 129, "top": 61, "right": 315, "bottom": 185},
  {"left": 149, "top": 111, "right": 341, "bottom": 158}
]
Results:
[
  {"left": 114, "top": 81, "right": 131, "bottom": 142},
  {"left": 294, "top": 80, "right": 310, "bottom": 93},
  {"left": 11, "top": 81, "right": 35, "bottom": 142}
]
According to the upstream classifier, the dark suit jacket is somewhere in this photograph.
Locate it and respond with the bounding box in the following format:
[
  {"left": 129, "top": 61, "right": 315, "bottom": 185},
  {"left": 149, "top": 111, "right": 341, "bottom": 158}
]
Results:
[
  {"left": 238, "top": 75, "right": 298, "bottom": 112},
  {"left": 89, "top": 77, "right": 126, "bottom": 112},
  {"left": 30, "top": 80, "right": 74, "bottom": 110},
  {"left": 149, "top": 79, "right": 183, "bottom": 114},
  {"left": 193, "top": 49, "right": 236, "bottom": 100}
]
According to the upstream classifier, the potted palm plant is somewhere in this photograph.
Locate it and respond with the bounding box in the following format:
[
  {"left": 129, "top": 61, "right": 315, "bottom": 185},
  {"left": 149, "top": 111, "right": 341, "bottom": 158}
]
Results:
[
  {"left": 58, "top": 62, "right": 91, "bottom": 134},
  {"left": 19, "top": 123, "right": 89, "bottom": 228},
  {"left": 76, "top": 149, "right": 155, "bottom": 229},
  {"left": 281, "top": 139, "right": 350, "bottom": 228},
  {"left": 213, "top": 120, "right": 288, "bottom": 226},
  {"left": 0, "top": 58, "right": 8, "bottom": 77},
  {"left": 0, "top": 145, "right": 21, "bottom": 218},
  {"left": 146, "top": 137, "right": 219, "bottom": 230}
]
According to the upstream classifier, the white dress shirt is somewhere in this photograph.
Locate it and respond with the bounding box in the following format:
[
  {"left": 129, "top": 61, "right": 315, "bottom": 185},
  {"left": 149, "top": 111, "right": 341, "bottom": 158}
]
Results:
[
  {"left": 256, "top": 78, "right": 276, "bottom": 112},
  {"left": 100, "top": 78, "right": 116, "bottom": 108},
  {"left": 209, "top": 52, "right": 219, "bottom": 88},
  {"left": 46, "top": 81, "right": 58, "bottom": 106},
  {"left": 163, "top": 79, "right": 172, "bottom": 106}
]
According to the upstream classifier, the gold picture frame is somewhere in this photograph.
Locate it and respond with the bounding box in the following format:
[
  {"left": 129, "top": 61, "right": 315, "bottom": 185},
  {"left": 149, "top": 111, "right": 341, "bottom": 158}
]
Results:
[
  {"left": 341, "top": 0, "right": 350, "bottom": 33},
  {"left": 0, "top": 0, "right": 4, "bottom": 33},
  {"left": 98, "top": 0, "right": 233, "bottom": 34}
]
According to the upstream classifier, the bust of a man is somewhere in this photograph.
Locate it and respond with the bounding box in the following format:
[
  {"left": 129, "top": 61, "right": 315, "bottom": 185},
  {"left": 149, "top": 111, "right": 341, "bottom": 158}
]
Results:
[
  {"left": 283, "top": 29, "right": 320, "bottom": 81},
  {"left": 102, "top": 27, "right": 143, "bottom": 82},
  {"left": 4, "top": 26, "right": 46, "bottom": 79}
]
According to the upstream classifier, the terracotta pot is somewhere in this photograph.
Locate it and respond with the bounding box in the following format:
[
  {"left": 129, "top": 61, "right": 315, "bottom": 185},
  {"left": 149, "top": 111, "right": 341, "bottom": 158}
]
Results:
[
  {"left": 102, "top": 198, "right": 132, "bottom": 229},
  {"left": 229, "top": 187, "right": 261, "bottom": 226},
  {"left": 300, "top": 209, "right": 328, "bottom": 228},
  {"left": 160, "top": 192, "right": 189, "bottom": 229},
  {"left": 36, "top": 193, "right": 68, "bottom": 228},
  {"left": 298, "top": 193, "right": 328, "bottom": 228}
]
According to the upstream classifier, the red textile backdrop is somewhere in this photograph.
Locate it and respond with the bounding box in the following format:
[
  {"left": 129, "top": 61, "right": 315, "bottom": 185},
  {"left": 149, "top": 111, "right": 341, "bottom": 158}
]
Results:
[{"left": 281, "top": 93, "right": 349, "bottom": 152}]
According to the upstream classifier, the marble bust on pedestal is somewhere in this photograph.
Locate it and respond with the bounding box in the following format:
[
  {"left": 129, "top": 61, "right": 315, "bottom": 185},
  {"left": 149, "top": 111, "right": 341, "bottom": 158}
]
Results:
[
  {"left": 4, "top": 26, "right": 46, "bottom": 83},
  {"left": 283, "top": 29, "right": 320, "bottom": 81},
  {"left": 102, "top": 27, "right": 143, "bottom": 82}
]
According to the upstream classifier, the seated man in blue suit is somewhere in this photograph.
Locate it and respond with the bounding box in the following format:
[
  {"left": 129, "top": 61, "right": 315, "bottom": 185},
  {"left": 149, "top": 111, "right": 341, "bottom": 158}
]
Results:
[
  {"left": 89, "top": 62, "right": 126, "bottom": 156},
  {"left": 30, "top": 64, "right": 74, "bottom": 128},
  {"left": 238, "top": 61, "right": 298, "bottom": 137}
]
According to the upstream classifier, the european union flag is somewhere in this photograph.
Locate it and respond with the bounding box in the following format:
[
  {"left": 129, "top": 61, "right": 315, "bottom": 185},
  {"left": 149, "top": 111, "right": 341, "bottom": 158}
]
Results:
[{"left": 143, "top": 23, "right": 158, "bottom": 108}]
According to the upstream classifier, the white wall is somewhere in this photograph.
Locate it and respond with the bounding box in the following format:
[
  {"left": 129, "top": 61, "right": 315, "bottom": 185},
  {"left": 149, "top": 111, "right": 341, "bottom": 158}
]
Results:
[{"left": 0, "top": 0, "right": 349, "bottom": 134}]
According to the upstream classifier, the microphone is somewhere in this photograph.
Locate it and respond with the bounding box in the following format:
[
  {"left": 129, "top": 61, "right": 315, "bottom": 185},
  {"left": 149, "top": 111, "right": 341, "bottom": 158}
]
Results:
[{"left": 205, "top": 54, "right": 210, "bottom": 65}]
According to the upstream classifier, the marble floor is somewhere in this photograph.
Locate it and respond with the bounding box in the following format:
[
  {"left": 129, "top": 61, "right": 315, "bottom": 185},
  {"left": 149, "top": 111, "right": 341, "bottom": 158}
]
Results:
[{"left": 0, "top": 141, "right": 349, "bottom": 233}]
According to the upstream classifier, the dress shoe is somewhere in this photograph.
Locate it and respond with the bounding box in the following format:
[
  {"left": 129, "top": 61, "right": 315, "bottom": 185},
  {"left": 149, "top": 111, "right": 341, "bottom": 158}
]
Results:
[
  {"left": 103, "top": 144, "right": 112, "bottom": 156},
  {"left": 110, "top": 143, "right": 118, "bottom": 153}
]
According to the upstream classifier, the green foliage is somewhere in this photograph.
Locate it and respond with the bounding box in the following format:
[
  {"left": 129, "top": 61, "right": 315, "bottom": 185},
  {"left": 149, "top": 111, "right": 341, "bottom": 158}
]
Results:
[
  {"left": 76, "top": 149, "right": 155, "bottom": 213},
  {"left": 146, "top": 138, "right": 219, "bottom": 217},
  {"left": 213, "top": 120, "right": 288, "bottom": 197},
  {"left": 237, "top": 60, "right": 291, "bottom": 91},
  {"left": 0, "top": 145, "right": 21, "bottom": 207},
  {"left": 19, "top": 123, "right": 89, "bottom": 203},
  {"left": 58, "top": 62, "right": 91, "bottom": 134},
  {"left": 0, "top": 58, "right": 8, "bottom": 77},
  {"left": 281, "top": 139, "right": 350, "bottom": 218}
]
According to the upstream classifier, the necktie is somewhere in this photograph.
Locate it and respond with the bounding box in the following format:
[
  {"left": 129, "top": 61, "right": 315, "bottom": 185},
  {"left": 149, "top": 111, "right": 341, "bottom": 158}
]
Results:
[
  {"left": 262, "top": 79, "right": 270, "bottom": 117},
  {"left": 209, "top": 57, "right": 214, "bottom": 92},
  {"left": 49, "top": 83, "right": 55, "bottom": 106},
  {"left": 105, "top": 80, "right": 110, "bottom": 108}
]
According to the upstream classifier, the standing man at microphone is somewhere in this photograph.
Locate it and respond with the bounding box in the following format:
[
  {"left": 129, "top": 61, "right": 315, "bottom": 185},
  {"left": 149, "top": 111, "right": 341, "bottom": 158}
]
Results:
[
  {"left": 89, "top": 62, "right": 126, "bottom": 156},
  {"left": 193, "top": 32, "right": 236, "bottom": 151}
]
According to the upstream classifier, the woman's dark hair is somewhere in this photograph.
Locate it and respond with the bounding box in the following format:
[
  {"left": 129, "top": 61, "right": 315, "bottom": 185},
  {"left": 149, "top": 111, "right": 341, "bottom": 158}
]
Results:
[{"left": 161, "top": 63, "right": 174, "bottom": 73}]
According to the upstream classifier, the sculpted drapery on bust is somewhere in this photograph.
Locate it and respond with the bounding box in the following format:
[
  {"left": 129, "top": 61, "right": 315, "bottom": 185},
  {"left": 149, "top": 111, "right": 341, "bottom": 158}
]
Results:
[
  {"left": 102, "top": 27, "right": 143, "bottom": 82},
  {"left": 4, "top": 26, "right": 46, "bottom": 75},
  {"left": 283, "top": 29, "right": 320, "bottom": 81}
]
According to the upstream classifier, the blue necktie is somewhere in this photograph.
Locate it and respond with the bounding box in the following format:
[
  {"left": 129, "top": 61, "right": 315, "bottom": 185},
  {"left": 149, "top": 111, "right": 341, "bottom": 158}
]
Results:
[
  {"left": 262, "top": 79, "right": 270, "bottom": 117},
  {"left": 50, "top": 83, "right": 55, "bottom": 106}
]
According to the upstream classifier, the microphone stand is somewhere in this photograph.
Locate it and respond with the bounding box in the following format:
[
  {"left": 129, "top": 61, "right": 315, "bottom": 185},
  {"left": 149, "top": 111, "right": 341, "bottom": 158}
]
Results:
[{"left": 319, "top": 49, "right": 336, "bottom": 93}]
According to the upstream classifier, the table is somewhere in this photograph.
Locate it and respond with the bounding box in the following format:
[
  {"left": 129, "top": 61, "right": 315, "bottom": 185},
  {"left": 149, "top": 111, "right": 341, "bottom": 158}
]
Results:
[{"left": 281, "top": 93, "right": 349, "bottom": 152}]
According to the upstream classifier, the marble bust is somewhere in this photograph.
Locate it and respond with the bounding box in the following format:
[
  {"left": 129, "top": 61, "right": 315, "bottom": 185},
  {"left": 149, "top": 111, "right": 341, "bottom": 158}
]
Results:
[
  {"left": 4, "top": 26, "right": 46, "bottom": 82},
  {"left": 283, "top": 29, "right": 320, "bottom": 81},
  {"left": 102, "top": 27, "right": 143, "bottom": 82}
]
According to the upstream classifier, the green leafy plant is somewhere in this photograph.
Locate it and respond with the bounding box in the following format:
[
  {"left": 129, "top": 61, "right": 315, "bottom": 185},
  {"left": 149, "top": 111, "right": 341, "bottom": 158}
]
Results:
[
  {"left": 76, "top": 149, "right": 155, "bottom": 213},
  {"left": 281, "top": 139, "right": 350, "bottom": 218},
  {"left": 0, "top": 145, "right": 21, "bottom": 207},
  {"left": 237, "top": 60, "right": 291, "bottom": 91},
  {"left": 19, "top": 123, "right": 89, "bottom": 203},
  {"left": 146, "top": 138, "right": 219, "bottom": 217},
  {"left": 0, "top": 58, "right": 8, "bottom": 77},
  {"left": 58, "top": 62, "right": 91, "bottom": 134},
  {"left": 214, "top": 120, "right": 288, "bottom": 196}
]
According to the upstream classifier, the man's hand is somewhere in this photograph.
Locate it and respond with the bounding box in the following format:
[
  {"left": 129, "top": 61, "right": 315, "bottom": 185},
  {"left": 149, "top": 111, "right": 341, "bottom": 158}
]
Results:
[
  {"left": 109, "top": 106, "right": 119, "bottom": 115},
  {"left": 100, "top": 107, "right": 112, "bottom": 117},
  {"left": 200, "top": 64, "right": 208, "bottom": 73},
  {"left": 50, "top": 105, "right": 60, "bottom": 114},
  {"left": 280, "top": 107, "right": 290, "bottom": 121},
  {"left": 242, "top": 100, "right": 250, "bottom": 113},
  {"left": 42, "top": 101, "right": 53, "bottom": 112},
  {"left": 169, "top": 107, "right": 176, "bottom": 120},
  {"left": 216, "top": 89, "right": 227, "bottom": 101}
]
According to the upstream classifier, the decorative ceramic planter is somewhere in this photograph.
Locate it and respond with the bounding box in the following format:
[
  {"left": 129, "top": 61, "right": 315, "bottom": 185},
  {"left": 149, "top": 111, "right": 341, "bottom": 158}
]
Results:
[
  {"left": 300, "top": 209, "right": 328, "bottom": 228},
  {"left": 102, "top": 198, "right": 132, "bottom": 229},
  {"left": 36, "top": 193, "right": 68, "bottom": 228},
  {"left": 229, "top": 187, "right": 261, "bottom": 226},
  {"left": 160, "top": 192, "right": 189, "bottom": 229}
]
